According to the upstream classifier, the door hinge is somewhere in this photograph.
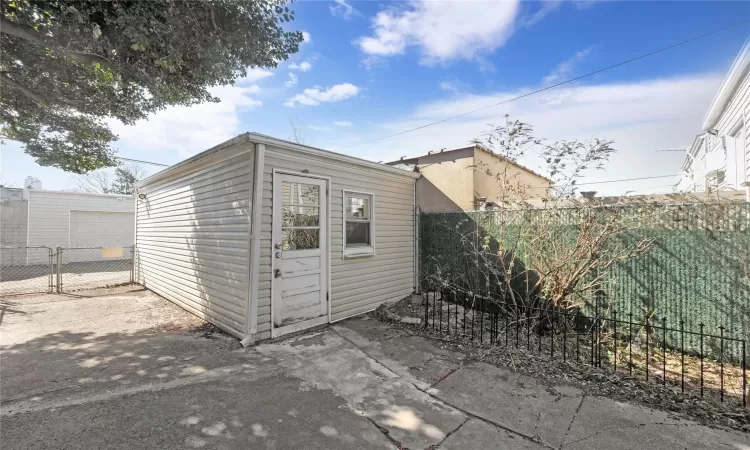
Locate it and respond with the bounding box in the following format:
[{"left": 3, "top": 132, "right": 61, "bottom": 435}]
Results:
[{"left": 326, "top": 292, "right": 329, "bottom": 302}]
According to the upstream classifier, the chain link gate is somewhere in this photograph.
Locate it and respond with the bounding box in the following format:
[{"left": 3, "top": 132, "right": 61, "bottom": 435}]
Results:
[
  {"left": 57, "top": 246, "right": 135, "bottom": 293},
  {"left": 0, "top": 246, "right": 135, "bottom": 296}
]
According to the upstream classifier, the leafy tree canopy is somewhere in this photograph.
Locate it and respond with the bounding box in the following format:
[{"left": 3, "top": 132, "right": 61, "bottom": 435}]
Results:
[{"left": 1, "top": 0, "right": 302, "bottom": 173}]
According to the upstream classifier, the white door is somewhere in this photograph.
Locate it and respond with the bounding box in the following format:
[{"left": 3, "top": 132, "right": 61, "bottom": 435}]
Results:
[{"left": 272, "top": 173, "right": 328, "bottom": 334}]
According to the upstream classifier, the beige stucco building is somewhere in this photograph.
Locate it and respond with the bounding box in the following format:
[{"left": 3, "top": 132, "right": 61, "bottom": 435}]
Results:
[{"left": 387, "top": 145, "right": 551, "bottom": 212}]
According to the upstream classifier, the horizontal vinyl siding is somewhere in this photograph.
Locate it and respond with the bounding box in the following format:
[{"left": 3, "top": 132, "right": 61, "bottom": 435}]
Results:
[
  {"left": 27, "top": 191, "right": 134, "bottom": 249},
  {"left": 258, "top": 145, "right": 416, "bottom": 334},
  {"left": 136, "top": 145, "right": 253, "bottom": 338},
  {"left": 710, "top": 67, "right": 750, "bottom": 188}
]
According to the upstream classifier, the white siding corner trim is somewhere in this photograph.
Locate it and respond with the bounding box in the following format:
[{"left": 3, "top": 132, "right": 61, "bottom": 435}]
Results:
[{"left": 248, "top": 143, "right": 265, "bottom": 337}]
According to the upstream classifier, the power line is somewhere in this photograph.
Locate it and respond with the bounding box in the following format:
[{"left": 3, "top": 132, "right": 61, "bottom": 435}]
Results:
[
  {"left": 354, "top": 18, "right": 750, "bottom": 147},
  {"left": 8, "top": 144, "right": 171, "bottom": 168},
  {"left": 655, "top": 148, "right": 688, "bottom": 152},
  {"left": 548, "top": 174, "right": 678, "bottom": 188},
  {"left": 115, "top": 156, "right": 170, "bottom": 167}
]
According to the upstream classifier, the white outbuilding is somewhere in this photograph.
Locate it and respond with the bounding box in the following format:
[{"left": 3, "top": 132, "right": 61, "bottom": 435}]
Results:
[{"left": 134, "top": 133, "right": 419, "bottom": 342}]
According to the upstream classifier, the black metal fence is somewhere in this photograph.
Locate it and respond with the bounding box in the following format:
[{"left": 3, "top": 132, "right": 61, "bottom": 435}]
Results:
[{"left": 421, "top": 288, "right": 748, "bottom": 407}]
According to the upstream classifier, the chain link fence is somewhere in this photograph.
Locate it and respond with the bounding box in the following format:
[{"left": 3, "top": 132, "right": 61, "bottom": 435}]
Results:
[
  {"left": 0, "top": 246, "right": 54, "bottom": 295},
  {"left": 58, "top": 246, "right": 135, "bottom": 293},
  {"left": 0, "top": 246, "right": 134, "bottom": 296}
]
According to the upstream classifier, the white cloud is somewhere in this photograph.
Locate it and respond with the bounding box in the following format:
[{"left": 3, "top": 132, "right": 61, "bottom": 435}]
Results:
[
  {"left": 333, "top": 121, "right": 352, "bottom": 127},
  {"left": 308, "top": 124, "right": 331, "bottom": 131},
  {"left": 523, "top": 0, "right": 563, "bottom": 27},
  {"left": 439, "top": 82, "right": 457, "bottom": 92},
  {"left": 285, "top": 72, "right": 298, "bottom": 87},
  {"left": 302, "top": 31, "right": 311, "bottom": 43},
  {"left": 283, "top": 83, "right": 360, "bottom": 108},
  {"left": 238, "top": 68, "right": 274, "bottom": 84},
  {"left": 543, "top": 47, "right": 595, "bottom": 85},
  {"left": 289, "top": 61, "right": 312, "bottom": 72},
  {"left": 330, "top": 0, "right": 361, "bottom": 20},
  {"left": 439, "top": 79, "right": 472, "bottom": 93},
  {"left": 573, "top": 0, "right": 601, "bottom": 10},
  {"left": 356, "top": 1, "right": 521, "bottom": 64},
  {"left": 355, "top": 73, "right": 722, "bottom": 195},
  {"left": 109, "top": 70, "right": 274, "bottom": 156}
]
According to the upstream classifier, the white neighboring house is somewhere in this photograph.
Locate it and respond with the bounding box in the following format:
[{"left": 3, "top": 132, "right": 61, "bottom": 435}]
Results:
[
  {"left": 676, "top": 40, "right": 750, "bottom": 197},
  {"left": 1, "top": 187, "right": 135, "bottom": 263}
]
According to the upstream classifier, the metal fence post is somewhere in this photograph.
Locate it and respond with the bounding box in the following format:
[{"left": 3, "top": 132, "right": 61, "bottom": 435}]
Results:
[
  {"left": 55, "top": 246, "right": 62, "bottom": 293},
  {"left": 130, "top": 245, "right": 135, "bottom": 284},
  {"left": 48, "top": 247, "right": 54, "bottom": 293}
]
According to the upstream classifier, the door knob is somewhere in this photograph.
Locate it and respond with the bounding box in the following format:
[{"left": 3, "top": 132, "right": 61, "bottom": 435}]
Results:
[{"left": 274, "top": 242, "right": 282, "bottom": 249}]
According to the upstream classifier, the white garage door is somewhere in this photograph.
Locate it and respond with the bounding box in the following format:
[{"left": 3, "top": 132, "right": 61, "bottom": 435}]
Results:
[{"left": 70, "top": 211, "right": 135, "bottom": 248}]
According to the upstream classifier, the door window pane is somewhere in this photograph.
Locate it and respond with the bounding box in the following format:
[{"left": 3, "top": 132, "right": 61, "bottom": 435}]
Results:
[
  {"left": 346, "top": 222, "right": 370, "bottom": 247},
  {"left": 282, "top": 206, "right": 320, "bottom": 227},
  {"left": 282, "top": 228, "right": 320, "bottom": 250},
  {"left": 282, "top": 182, "right": 319, "bottom": 205},
  {"left": 346, "top": 196, "right": 370, "bottom": 220}
]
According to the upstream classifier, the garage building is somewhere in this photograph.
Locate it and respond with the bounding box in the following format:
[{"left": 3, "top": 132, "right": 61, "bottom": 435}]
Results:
[
  {"left": 0, "top": 188, "right": 135, "bottom": 252},
  {"left": 134, "top": 133, "right": 419, "bottom": 342}
]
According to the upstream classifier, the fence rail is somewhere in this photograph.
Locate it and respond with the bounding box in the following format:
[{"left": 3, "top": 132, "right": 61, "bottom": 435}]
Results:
[
  {"left": 421, "top": 288, "right": 748, "bottom": 407},
  {"left": 1, "top": 246, "right": 135, "bottom": 295}
]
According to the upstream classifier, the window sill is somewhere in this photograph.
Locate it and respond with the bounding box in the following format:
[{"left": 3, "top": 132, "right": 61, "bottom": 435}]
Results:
[{"left": 343, "top": 248, "right": 376, "bottom": 259}]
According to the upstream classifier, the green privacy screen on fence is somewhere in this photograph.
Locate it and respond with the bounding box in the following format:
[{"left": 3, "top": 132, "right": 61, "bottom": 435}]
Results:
[{"left": 419, "top": 202, "right": 750, "bottom": 345}]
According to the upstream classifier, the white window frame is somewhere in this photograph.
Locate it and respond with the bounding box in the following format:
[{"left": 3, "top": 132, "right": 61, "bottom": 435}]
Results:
[{"left": 342, "top": 190, "right": 375, "bottom": 258}]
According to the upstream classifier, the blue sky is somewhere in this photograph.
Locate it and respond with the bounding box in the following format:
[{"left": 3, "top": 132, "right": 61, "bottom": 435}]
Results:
[{"left": 2, "top": 0, "right": 749, "bottom": 195}]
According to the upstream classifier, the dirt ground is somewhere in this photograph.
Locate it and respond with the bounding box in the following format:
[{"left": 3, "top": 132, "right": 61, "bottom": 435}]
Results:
[{"left": 1, "top": 287, "right": 748, "bottom": 449}]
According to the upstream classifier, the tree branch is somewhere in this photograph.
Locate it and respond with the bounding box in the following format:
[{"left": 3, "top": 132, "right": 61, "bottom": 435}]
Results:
[
  {"left": 1, "top": 73, "right": 44, "bottom": 105},
  {"left": 209, "top": 5, "right": 219, "bottom": 32},
  {"left": 0, "top": 17, "right": 115, "bottom": 71}
]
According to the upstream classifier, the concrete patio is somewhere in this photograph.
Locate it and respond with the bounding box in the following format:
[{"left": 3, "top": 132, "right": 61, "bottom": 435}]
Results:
[{"left": 1, "top": 288, "right": 747, "bottom": 449}]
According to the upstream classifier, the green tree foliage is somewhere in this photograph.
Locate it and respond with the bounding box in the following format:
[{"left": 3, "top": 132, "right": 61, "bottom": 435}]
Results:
[
  {"left": 1, "top": 0, "right": 302, "bottom": 173},
  {"left": 111, "top": 165, "right": 140, "bottom": 195}
]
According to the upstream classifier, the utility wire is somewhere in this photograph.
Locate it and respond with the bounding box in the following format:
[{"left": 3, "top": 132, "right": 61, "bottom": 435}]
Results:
[
  {"left": 115, "top": 156, "right": 170, "bottom": 167},
  {"left": 547, "top": 174, "right": 678, "bottom": 188},
  {"left": 354, "top": 18, "right": 750, "bottom": 147}
]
